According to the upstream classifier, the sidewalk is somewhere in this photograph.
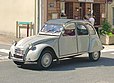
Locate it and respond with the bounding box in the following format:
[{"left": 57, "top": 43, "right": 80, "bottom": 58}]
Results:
[
  {"left": 0, "top": 34, "right": 114, "bottom": 49},
  {"left": 103, "top": 45, "right": 114, "bottom": 50},
  {"left": 0, "top": 34, "right": 21, "bottom": 45}
]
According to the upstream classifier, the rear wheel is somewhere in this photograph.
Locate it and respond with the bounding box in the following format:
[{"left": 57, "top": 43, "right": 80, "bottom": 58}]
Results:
[
  {"left": 37, "top": 49, "right": 53, "bottom": 70},
  {"left": 89, "top": 51, "right": 101, "bottom": 61}
]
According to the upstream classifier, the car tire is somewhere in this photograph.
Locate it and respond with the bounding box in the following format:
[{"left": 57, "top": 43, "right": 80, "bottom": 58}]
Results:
[
  {"left": 13, "top": 61, "right": 24, "bottom": 65},
  {"left": 89, "top": 51, "right": 101, "bottom": 61},
  {"left": 37, "top": 49, "right": 53, "bottom": 70}
]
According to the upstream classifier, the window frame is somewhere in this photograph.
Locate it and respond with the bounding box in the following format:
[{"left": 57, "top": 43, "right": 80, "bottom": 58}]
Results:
[
  {"left": 85, "top": 23, "right": 96, "bottom": 35},
  {"left": 63, "top": 22, "right": 76, "bottom": 36},
  {"left": 76, "top": 23, "right": 89, "bottom": 36}
]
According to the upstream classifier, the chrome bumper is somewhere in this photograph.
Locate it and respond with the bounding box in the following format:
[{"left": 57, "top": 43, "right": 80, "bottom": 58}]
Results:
[{"left": 9, "top": 52, "right": 25, "bottom": 62}]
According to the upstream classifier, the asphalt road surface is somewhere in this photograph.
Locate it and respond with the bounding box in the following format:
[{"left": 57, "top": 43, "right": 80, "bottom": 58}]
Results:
[
  {"left": 0, "top": 44, "right": 114, "bottom": 83},
  {"left": 0, "top": 44, "right": 10, "bottom": 61}
]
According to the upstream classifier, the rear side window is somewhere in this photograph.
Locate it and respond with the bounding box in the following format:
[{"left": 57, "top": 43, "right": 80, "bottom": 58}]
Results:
[
  {"left": 76, "top": 24, "right": 88, "bottom": 35},
  {"left": 86, "top": 24, "right": 96, "bottom": 35}
]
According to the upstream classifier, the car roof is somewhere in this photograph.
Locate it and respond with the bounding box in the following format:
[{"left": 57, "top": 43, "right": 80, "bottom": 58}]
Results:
[{"left": 46, "top": 19, "right": 90, "bottom": 25}]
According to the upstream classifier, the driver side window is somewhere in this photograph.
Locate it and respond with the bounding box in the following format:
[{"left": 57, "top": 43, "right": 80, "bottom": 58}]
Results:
[{"left": 64, "top": 23, "right": 75, "bottom": 36}]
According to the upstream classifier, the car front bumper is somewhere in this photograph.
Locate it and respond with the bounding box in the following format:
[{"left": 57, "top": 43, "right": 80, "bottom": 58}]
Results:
[{"left": 9, "top": 52, "right": 25, "bottom": 62}]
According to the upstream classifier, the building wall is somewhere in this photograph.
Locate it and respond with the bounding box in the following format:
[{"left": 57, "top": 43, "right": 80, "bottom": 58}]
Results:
[
  {"left": 0, "top": 0, "right": 35, "bottom": 36},
  {"left": 108, "top": 1, "right": 114, "bottom": 28},
  {"left": 47, "top": 0, "right": 61, "bottom": 20},
  {"left": 47, "top": 0, "right": 105, "bottom": 25},
  {"left": 100, "top": 3, "right": 105, "bottom": 23},
  {"left": 65, "top": 0, "right": 105, "bottom": 3},
  {"left": 0, "top": 0, "right": 106, "bottom": 37}
]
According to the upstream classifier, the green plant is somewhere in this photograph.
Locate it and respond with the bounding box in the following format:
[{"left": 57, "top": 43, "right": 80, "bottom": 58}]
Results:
[{"left": 100, "top": 19, "right": 112, "bottom": 36}]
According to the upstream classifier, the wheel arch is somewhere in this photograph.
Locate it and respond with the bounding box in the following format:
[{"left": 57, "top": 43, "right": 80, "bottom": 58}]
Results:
[
  {"left": 88, "top": 38, "right": 103, "bottom": 52},
  {"left": 40, "top": 46, "right": 58, "bottom": 60},
  {"left": 26, "top": 44, "right": 58, "bottom": 62}
]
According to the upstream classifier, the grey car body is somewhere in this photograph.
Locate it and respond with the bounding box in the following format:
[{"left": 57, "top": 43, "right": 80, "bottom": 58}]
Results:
[{"left": 9, "top": 19, "right": 103, "bottom": 69}]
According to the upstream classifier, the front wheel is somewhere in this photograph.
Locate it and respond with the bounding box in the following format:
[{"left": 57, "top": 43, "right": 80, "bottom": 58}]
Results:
[
  {"left": 89, "top": 51, "right": 101, "bottom": 61},
  {"left": 37, "top": 49, "right": 53, "bottom": 70}
]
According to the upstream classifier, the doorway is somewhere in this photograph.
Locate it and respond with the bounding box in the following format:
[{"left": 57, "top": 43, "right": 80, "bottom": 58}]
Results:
[
  {"left": 79, "top": 3, "right": 86, "bottom": 19},
  {"left": 65, "top": 2, "right": 73, "bottom": 19},
  {"left": 93, "top": 4, "right": 100, "bottom": 25}
]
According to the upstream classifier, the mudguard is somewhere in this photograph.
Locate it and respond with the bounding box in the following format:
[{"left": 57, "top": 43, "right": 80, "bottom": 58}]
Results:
[
  {"left": 88, "top": 38, "right": 103, "bottom": 52},
  {"left": 26, "top": 44, "right": 58, "bottom": 61}
]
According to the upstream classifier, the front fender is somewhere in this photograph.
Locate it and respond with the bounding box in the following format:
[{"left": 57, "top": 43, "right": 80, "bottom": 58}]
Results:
[
  {"left": 25, "top": 44, "right": 58, "bottom": 61},
  {"left": 89, "top": 38, "right": 103, "bottom": 52}
]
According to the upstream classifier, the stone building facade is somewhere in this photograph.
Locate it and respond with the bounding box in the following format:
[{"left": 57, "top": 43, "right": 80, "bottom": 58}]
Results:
[
  {"left": 107, "top": 0, "right": 114, "bottom": 28},
  {"left": 47, "top": 0, "right": 105, "bottom": 25},
  {"left": 0, "top": 0, "right": 106, "bottom": 37}
]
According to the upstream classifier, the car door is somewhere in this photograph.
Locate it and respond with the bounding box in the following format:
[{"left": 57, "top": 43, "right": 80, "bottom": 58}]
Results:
[
  {"left": 76, "top": 23, "right": 90, "bottom": 53},
  {"left": 59, "top": 23, "right": 78, "bottom": 56}
]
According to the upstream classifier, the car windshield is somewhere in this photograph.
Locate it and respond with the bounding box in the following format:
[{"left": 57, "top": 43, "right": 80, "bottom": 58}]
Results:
[{"left": 41, "top": 24, "right": 63, "bottom": 33}]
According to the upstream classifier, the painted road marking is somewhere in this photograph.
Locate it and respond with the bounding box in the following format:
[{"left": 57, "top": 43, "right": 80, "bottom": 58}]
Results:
[
  {"left": 0, "top": 49, "right": 9, "bottom": 61},
  {"left": 101, "top": 49, "right": 114, "bottom": 53},
  {"left": 0, "top": 56, "right": 8, "bottom": 60},
  {"left": 0, "top": 49, "right": 9, "bottom": 54},
  {"left": 111, "top": 53, "right": 114, "bottom": 54}
]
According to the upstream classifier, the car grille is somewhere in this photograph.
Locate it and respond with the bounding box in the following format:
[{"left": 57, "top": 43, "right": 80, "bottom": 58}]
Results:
[{"left": 14, "top": 54, "right": 23, "bottom": 59}]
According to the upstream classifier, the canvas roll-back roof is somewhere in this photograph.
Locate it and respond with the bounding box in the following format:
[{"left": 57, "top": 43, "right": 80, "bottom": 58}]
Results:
[
  {"left": 46, "top": 19, "right": 90, "bottom": 25},
  {"left": 46, "top": 19, "right": 74, "bottom": 25}
]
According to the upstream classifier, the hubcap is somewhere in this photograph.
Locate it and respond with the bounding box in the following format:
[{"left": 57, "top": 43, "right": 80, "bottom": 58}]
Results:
[
  {"left": 93, "top": 52, "right": 99, "bottom": 60},
  {"left": 41, "top": 53, "right": 52, "bottom": 68}
]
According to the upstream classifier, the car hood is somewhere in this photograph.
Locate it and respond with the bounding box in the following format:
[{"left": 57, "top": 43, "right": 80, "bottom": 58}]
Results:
[{"left": 16, "top": 35, "right": 59, "bottom": 48}]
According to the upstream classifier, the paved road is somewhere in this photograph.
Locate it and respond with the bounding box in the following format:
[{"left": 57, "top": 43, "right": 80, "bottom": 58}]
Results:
[
  {"left": 0, "top": 44, "right": 11, "bottom": 61},
  {"left": 0, "top": 44, "right": 114, "bottom": 83}
]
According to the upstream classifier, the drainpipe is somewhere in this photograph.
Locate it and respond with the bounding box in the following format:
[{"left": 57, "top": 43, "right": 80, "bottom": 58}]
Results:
[
  {"left": 90, "top": 3, "right": 93, "bottom": 16},
  {"left": 37, "top": 0, "right": 42, "bottom": 33},
  {"left": 34, "top": 0, "right": 36, "bottom": 35},
  {"left": 37, "top": 0, "right": 41, "bottom": 34},
  {"left": 37, "top": 0, "right": 39, "bottom": 34}
]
